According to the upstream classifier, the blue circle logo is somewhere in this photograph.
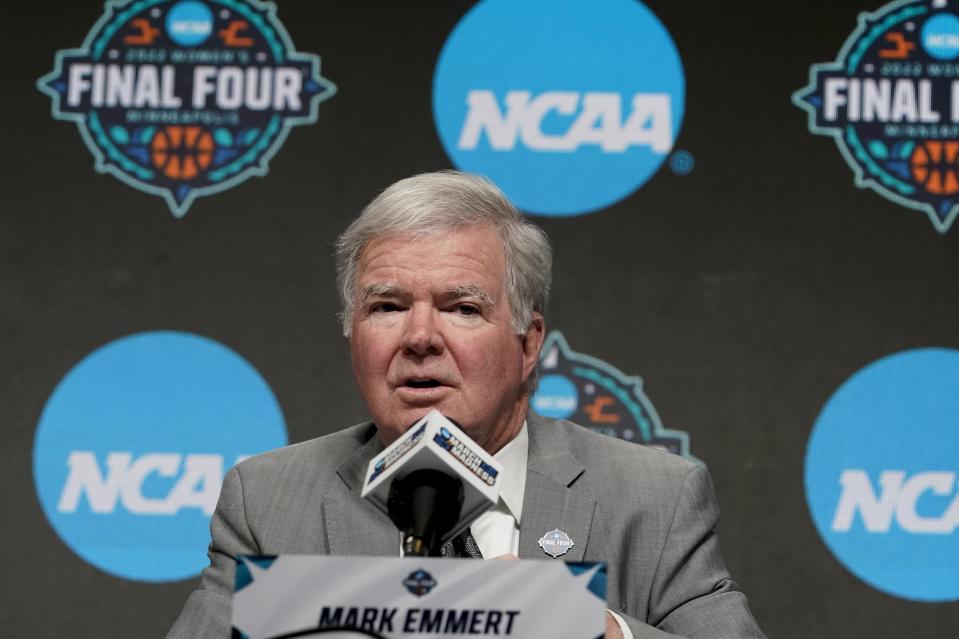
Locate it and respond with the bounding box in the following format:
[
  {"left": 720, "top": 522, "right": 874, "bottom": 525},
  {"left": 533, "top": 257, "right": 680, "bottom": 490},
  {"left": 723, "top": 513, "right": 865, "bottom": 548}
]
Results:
[
  {"left": 531, "top": 374, "right": 579, "bottom": 419},
  {"left": 805, "top": 348, "right": 959, "bottom": 602},
  {"left": 432, "top": 0, "right": 684, "bottom": 217},
  {"left": 166, "top": 1, "right": 213, "bottom": 47},
  {"left": 922, "top": 13, "right": 959, "bottom": 60},
  {"left": 33, "top": 331, "right": 287, "bottom": 582}
]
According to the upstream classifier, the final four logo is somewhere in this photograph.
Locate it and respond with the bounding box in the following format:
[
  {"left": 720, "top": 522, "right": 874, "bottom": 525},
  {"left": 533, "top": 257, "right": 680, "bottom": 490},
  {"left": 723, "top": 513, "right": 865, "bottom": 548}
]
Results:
[
  {"left": 38, "top": 0, "right": 335, "bottom": 217},
  {"left": 531, "top": 331, "right": 692, "bottom": 457},
  {"left": 794, "top": 0, "right": 959, "bottom": 232}
]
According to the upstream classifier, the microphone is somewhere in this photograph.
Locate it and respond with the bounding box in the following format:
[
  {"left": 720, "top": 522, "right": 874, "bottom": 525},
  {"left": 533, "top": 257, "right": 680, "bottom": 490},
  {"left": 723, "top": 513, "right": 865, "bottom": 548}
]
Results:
[{"left": 361, "top": 410, "right": 503, "bottom": 556}]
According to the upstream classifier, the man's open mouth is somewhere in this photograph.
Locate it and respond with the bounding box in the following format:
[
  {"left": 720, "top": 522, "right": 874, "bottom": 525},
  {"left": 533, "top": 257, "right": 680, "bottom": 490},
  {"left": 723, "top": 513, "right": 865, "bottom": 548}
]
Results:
[{"left": 405, "top": 379, "right": 441, "bottom": 389}]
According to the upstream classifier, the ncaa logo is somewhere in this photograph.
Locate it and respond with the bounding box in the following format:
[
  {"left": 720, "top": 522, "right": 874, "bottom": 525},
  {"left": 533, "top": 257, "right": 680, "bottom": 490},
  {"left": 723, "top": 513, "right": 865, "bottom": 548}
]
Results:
[
  {"left": 32, "top": 331, "right": 287, "bottom": 582},
  {"left": 432, "top": 0, "right": 685, "bottom": 217},
  {"left": 805, "top": 348, "right": 959, "bottom": 601}
]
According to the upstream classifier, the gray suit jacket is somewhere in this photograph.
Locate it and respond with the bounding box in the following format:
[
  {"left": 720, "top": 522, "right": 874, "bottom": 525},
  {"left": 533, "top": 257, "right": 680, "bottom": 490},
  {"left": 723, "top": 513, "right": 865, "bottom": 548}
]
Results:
[{"left": 167, "top": 414, "right": 765, "bottom": 638}]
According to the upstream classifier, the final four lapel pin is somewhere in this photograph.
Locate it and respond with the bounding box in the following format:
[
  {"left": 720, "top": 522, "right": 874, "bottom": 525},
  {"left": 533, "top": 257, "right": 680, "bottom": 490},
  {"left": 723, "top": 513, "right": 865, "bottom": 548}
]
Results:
[{"left": 537, "top": 528, "right": 574, "bottom": 558}]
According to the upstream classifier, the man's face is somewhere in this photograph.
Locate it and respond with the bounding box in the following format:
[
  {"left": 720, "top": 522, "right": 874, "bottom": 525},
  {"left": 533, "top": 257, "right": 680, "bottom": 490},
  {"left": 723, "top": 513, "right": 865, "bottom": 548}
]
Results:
[{"left": 348, "top": 226, "right": 543, "bottom": 453}]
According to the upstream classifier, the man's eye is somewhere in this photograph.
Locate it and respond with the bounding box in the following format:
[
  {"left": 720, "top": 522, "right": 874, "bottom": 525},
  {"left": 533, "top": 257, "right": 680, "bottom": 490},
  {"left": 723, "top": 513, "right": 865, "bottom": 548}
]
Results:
[
  {"left": 455, "top": 304, "right": 480, "bottom": 316},
  {"left": 371, "top": 302, "right": 401, "bottom": 313}
]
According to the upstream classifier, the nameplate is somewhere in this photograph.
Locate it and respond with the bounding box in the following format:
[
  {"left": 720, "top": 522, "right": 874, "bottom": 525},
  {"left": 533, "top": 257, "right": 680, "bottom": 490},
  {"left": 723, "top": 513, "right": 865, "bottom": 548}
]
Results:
[{"left": 232, "top": 555, "right": 607, "bottom": 639}]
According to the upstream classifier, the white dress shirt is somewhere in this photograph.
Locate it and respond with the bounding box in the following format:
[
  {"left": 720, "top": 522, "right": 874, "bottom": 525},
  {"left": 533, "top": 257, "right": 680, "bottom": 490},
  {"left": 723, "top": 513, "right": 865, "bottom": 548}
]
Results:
[
  {"left": 469, "top": 420, "right": 527, "bottom": 558},
  {"left": 469, "top": 421, "right": 633, "bottom": 639},
  {"left": 397, "top": 420, "right": 632, "bottom": 637}
]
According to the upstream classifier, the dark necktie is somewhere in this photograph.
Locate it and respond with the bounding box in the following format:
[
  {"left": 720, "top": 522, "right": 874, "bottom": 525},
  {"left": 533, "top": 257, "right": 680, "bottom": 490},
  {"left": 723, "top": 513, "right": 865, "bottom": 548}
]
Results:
[{"left": 440, "top": 528, "right": 483, "bottom": 558}]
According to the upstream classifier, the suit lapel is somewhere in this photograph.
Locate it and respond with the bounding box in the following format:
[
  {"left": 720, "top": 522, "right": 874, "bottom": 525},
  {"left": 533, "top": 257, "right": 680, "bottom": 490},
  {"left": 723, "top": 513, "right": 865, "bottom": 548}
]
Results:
[
  {"left": 519, "top": 414, "right": 596, "bottom": 562},
  {"left": 324, "top": 427, "right": 398, "bottom": 556}
]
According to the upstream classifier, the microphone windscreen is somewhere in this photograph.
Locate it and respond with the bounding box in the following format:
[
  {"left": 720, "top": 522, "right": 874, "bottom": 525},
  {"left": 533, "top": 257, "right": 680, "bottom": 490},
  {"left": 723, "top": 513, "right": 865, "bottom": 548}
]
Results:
[{"left": 361, "top": 410, "right": 502, "bottom": 543}]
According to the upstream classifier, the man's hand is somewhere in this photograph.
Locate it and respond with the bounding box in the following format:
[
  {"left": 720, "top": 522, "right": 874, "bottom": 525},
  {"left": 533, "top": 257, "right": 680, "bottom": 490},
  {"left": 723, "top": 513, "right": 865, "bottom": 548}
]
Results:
[{"left": 605, "top": 611, "right": 624, "bottom": 639}]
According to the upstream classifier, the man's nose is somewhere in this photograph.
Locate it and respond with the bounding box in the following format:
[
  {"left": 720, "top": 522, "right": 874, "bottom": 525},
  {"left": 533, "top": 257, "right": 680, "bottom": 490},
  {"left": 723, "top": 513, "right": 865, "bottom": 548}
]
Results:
[{"left": 401, "top": 305, "right": 443, "bottom": 356}]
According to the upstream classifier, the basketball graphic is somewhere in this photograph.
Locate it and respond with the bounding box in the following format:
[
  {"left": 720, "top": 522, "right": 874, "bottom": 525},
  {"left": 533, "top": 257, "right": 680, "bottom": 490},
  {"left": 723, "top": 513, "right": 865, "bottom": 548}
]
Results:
[
  {"left": 151, "top": 126, "right": 215, "bottom": 181},
  {"left": 794, "top": 0, "right": 959, "bottom": 232},
  {"left": 38, "top": 0, "right": 336, "bottom": 217},
  {"left": 532, "top": 331, "right": 692, "bottom": 458},
  {"left": 910, "top": 140, "right": 959, "bottom": 195}
]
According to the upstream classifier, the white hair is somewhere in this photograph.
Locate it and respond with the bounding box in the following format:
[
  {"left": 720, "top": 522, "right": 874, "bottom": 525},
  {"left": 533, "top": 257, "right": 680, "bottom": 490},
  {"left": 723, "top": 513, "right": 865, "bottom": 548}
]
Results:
[{"left": 335, "top": 171, "right": 552, "bottom": 336}]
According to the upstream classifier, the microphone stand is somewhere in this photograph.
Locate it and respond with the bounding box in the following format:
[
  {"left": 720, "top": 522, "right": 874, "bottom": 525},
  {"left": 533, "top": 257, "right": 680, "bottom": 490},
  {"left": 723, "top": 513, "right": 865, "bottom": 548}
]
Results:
[{"left": 388, "top": 469, "right": 464, "bottom": 557}]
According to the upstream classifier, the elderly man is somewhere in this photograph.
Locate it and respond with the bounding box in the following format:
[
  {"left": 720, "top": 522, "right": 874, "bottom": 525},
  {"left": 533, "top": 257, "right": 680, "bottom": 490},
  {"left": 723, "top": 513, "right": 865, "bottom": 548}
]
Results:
[{"left": 167, "top": 171, "right": 766, "bottom": 638}]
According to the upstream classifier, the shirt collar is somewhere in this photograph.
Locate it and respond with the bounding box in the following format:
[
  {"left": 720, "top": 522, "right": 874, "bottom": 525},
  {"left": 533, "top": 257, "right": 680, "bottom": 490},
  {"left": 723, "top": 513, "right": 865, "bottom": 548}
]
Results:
[{"left": 493, "top": 419, "right": 528, "bottom": 524}]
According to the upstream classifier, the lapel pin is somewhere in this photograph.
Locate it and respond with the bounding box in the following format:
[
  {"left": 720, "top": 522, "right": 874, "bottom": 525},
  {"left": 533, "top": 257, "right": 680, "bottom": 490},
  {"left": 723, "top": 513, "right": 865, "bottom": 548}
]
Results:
[{"left": 538, "top": 528, "right": 574, "bottom": 558}]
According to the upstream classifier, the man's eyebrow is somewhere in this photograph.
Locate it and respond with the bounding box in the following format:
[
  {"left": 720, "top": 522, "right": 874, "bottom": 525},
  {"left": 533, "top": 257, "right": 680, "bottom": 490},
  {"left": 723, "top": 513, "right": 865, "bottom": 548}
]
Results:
[
  {"left": 442, "top": 285, "right": 495, "bottom": 306},
  {"left": 359, "top": 283, "right": 405, "bottom": 301},
  {"left": 359, "top": 283, "right": 494, "bottom": 305}
]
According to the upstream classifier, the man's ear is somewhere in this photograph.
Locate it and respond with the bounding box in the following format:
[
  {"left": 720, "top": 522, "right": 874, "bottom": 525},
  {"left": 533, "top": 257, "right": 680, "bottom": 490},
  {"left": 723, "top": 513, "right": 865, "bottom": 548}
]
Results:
[{"left": 520, "top": 312, "right": 545, "bottom": 382}]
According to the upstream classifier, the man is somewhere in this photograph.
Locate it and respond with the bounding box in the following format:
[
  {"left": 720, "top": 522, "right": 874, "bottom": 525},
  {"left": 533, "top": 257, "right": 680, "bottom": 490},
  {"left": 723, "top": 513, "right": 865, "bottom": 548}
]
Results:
[{"left": 167, "top": 171, "right": 766, "bottom": 638}]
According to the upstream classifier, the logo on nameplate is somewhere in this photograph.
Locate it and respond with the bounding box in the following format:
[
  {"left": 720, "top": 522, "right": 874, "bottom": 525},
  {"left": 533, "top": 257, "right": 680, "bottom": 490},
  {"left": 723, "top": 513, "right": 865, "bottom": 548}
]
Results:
[
  {"left": 538, "top": 529, "right": 575, "bottom": 558},
  {"left": 794, "top": 0, "right": 959, "bottom": 232},
  {"left": 403, "top": 569, "right": 438, "bottom": 597},
  {"left": 37, "top": 0, "right": 335, "bottom": 217}
]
